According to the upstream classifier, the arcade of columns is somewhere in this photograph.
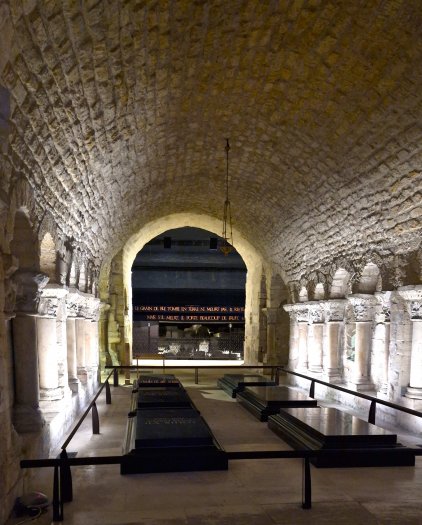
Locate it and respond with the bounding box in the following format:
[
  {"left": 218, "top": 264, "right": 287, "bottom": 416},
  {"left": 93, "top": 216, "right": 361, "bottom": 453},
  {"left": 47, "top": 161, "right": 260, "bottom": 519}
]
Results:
[
  {"left": 9, "top": 272, "right": 103, "bottom": 439},
  {"left": 282, "top": 285, "right": 422, "bottom": 431}
]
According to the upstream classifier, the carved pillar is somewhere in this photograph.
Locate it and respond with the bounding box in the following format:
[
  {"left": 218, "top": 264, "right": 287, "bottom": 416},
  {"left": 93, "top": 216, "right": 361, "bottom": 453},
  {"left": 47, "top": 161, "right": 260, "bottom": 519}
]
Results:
[
  {"left": 373, "top": 292, "right": 391, "bottom": 395},
  {"left": 37, "top": 285, "right": 68, "bottom": 402},
  {"left": 66, "top": 292, "right": 81, "bottom": 392},
  {"left": 322, "top": 300, "right": 345, "bottom": 383},
  {"left": 85, "top": 297, "right": 100, "bottom": 376},
  {"left": 75, "top": 317, "right": 88, "bottom": 383},
  {"left": 12, "top": 271, "right": 48, "bottom": 432},
  {"left": 307, "top": 304, "right": 324, "bottom": 374},
  {"left": 283, "top": 305, "right": 299, "bottom": 369},
  {"left": 347, "top": 295, "right": 377, "bottom": 391},
  {"left": 66, "top": 317, "right": 79, "bottom": 392},
  {"left": 296, "top": 307, "right": 309, "bottom": 371},
  {"left": 398, "top": 286, "right": 422, "bottom": 399}
]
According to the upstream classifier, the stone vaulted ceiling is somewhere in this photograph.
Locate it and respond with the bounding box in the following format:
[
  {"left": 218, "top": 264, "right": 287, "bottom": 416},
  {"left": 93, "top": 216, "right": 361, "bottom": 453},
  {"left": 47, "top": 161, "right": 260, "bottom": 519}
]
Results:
[{"left": 1, "top": 0, "right": 422, "bottom": 281}]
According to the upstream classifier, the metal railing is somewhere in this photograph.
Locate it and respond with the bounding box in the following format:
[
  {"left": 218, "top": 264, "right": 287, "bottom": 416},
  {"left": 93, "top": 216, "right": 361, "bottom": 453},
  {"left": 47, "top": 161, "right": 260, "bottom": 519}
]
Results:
[
  {"left": 19, "top": 365, "right": 422, "bottom": 521},
  {"left": 132, "top": 334, "right": 245, "bottom": 360},
  {"left": 107, "top": 363, "right": 282, "bottom": 385},
  {"left": 282, "top": 368, "right": 422, "bottom": 426}
]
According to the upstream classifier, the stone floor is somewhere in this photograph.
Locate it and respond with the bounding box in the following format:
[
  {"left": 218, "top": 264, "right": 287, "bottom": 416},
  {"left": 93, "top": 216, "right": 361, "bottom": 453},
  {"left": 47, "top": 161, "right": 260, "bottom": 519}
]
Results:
[{"left": 7, "top": 369, "right": 422, "bottom": 525}]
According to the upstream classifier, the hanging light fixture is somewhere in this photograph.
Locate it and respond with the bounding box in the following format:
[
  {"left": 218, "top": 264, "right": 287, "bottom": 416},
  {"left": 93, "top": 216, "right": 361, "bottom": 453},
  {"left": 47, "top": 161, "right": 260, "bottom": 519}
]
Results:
[{"left": 220, "top": 138, "right": 234, "bottom": 255}]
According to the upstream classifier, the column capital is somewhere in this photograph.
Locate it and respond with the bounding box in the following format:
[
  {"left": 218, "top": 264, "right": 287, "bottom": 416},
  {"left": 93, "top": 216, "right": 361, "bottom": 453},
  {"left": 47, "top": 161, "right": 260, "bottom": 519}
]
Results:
[
  {"left": 398, "top": 285, "right": 422, "bottom": 320},
  {"left": 66, "top": 289, "right": 101, "bottom": 319},
  {"left": 323, "top": 299, "right": 347, "bottom": 322},
  {"left": 13, "top": 270, "right": 49, "bottom": 314},
  {"left": 347, "top": 294, "right": 377, "bottom": 322},
  {"left": 307, "top": 302, "right": 324, "bottom": 324},
  {"left": 284, "top": 303, "right": 310, "bottom": 322},
  {"left": 38, "top": 284, "right": 68, "bottom": 318},
  {"left": 374, "top": 291, "right": 392, "bottom": 323}
]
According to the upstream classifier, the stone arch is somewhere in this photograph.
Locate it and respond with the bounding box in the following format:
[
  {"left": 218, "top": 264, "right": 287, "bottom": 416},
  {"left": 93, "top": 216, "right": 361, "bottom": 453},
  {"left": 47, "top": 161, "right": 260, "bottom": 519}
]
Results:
[
  {"left": 330, "top": 268, "right": 351, "bottom": 298},
  {"left": 68, "top": 256, "right": 78, "bottom": 287},
  {"left": 314, "top": 282, "right": 325, "bottom": 300},
  {"left": 404, "top": 251, "right": 422, "bottom": 285},
  {"left": 103, "top": 212, "right": 265, "bottom": 365},
  {"left": 357, "top": 262, "right": 381, "bottom": 293},
  {"left": 10, "top": 209, "right": 39, "bottom": 272},
  {"left": 79, "top": 261, "right": 87, "bottom": 292},
  {"left": 298, "top": 286, "right": 308, "bottom": 302},
  {"left": 40, "top": 232, "right": 56, "bottom": 282},
  {"left": 268, "top": 273, "right": 289, "bottom": 307}
]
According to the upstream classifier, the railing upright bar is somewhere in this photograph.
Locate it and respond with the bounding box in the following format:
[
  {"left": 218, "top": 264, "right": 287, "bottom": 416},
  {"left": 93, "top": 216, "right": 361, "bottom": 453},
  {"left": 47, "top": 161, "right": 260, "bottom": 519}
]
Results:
[
  {"left": 195, "top": 367, "right": 199, "bottom": 384},
  {"left": 105, "top": 380, "right": 111, "bottom": 405},
  {"left": 92, "top": 402, "right": 100, "bottom": 434},
  {"left": 52, "top": 464, "right": 63, "bottom": 521},
  {"left": 368, "top": 400, "right": 377, "bottom": 425},
  {"left": 113, "top": 367, "right": 119, "bottom": 387},
  {"left": 60, "top": 449, "right": 73, "bottom": 502},
  {"left": 302, "top": 458, "right": 312, "bottom": 509},
  {"left": 309, "top": 380, "right": 315, "bottom": 399}
]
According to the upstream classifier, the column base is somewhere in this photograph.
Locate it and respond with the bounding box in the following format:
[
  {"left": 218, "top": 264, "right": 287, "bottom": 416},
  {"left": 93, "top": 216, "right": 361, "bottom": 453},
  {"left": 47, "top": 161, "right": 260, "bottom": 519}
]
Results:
[
  {"left": 39, "top": 387, "right": 64, "bottom": 401},
  {"left": 347, "top": 380, "right": 375, "bottom": 392},
  {"left": 68, "top": 377, "right": 80, "bottom": 393},
  {"left": 308, "top": 366, "right": 323, "bottom": 374},
  {"left": 77, "top": 367, "right": 89, "bottom": 383},
  {"left": 321, "top": 370, "right": 342, "bottom": 384},
  {"left": 13, "top": 404, "right": 44, "bottom": 433},
  {"left": 405, "top": 386, "right": 422, "bottom": 400}
]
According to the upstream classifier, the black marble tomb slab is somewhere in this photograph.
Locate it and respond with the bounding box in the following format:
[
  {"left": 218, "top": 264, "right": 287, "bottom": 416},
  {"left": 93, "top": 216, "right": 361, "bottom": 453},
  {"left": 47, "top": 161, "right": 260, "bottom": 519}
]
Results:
[
  {"left": 135, "top": 408, "right": 213, "bottom": 448},
  {"left": 237, "top": 385, "right": 318, "bottom": 421},
  {"left": 217, "top": 374, "right": 277, "bottom": 398},
  {"left": 268, "top": 407, "right": 415, "bottom": 468},
  {"left": 137, "top": 374, "right": 180, "bottom": 387},
  {"left": 137, "top": 387, "right": 192, "bottom": 409}
]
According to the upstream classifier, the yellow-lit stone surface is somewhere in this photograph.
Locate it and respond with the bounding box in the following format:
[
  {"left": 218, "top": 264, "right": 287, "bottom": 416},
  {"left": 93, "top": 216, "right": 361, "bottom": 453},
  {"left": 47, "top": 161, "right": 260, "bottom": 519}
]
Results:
[{"left": 1, "top": 0, "right": 421, "bottom": 283}]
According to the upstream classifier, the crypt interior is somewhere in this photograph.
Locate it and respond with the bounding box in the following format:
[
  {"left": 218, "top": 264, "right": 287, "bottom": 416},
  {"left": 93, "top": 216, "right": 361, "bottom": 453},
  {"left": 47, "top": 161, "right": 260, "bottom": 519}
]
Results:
[{"left": 1, "top": 1, "right": 422, "bottom": 523}]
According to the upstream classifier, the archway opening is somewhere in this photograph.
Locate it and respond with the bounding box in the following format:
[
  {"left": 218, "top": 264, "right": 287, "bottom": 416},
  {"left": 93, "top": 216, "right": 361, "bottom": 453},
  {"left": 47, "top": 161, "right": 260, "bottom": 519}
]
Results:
[
  {"left": 107, "top": 212, "right": 265, "bottom": 367},
  {"left": 131, "top": 227, "right": 247, "bottom": 361}
]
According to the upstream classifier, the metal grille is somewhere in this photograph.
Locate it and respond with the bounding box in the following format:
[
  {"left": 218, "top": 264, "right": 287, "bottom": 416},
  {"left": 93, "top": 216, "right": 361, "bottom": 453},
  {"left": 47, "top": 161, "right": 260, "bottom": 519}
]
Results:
[{"left": 133, "top": 333, "right": 244, "bottom": 360}]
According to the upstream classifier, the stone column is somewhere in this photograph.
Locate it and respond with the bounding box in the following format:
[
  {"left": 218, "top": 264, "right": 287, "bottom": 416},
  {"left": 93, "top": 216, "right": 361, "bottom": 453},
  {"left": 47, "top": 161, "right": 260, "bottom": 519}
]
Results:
[
  {"left": 373, "top": 292, "right": 391, "bottom": 395},
  {"left": 37, "top": 286, "right": 69, "bottom": 402},
  {"left": 322, "top": 300, "right": 346, "bottom": 383},
  {"left": 347, "top": 295, "right": 376, "bottom": 391},
  {"left": 283, "top": 305, "right": 299, "bottom": 369},
  {"left": 66, "top": 317, "right": 79, "bottom": 392},
  {"left": 75, "top": 317, "right": 88, "bottom": 383},
  {"left": 307, "top": 304, "right": 324, "bottom": 374},
  {"left": 398, "top": 286, "right": 422, "bottom": 399},
  {"left": 56, "top": 295, "right": 71, "bottom": 400},
  {"left": 12, "top": 271, "right": 48, "bottom": 432},
  {"left": 296, "top": 306, "right": 309, "bottom": 371}
]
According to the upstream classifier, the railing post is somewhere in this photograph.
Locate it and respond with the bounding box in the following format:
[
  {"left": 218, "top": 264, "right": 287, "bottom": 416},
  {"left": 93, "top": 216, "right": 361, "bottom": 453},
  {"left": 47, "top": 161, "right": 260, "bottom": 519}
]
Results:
[
  {"left": 302, "top": 457, "right": 312, "bottom": 509},
  {"left": 195, "top": 367, "right": 199, "bottom": 385},
  {"left": 105, "top": 379, "right": 111, "bottom": 405},
  {"left": 275, "top": 367, "right": 280, "bottom": 385},
  {"left": 52, "top": 463, "right": 63, "bottom": 521},
  {"left": 92, "top": 401, "right": 100, "bottom": 434},
  {"left": 60, "top": 449, "right": 73, "bottom": 502},
  {"left": 368, "top": 399, "right": 377, "bottom": 425},
  {"left": 309, "top": 380, "right": 315, "bottom": 399},
  {"left": 113, "top": 367, "right": 119, "bottom": 387}
]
